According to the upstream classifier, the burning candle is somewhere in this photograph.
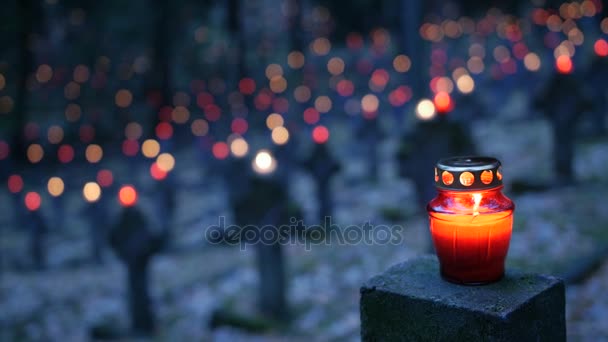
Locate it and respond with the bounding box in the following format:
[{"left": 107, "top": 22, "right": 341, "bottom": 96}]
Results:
[{"left": 427, "top": 156, "right": 514, "bottom": 284}]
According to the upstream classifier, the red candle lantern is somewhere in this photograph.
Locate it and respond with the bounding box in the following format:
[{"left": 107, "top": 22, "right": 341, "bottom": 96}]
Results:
[{"left": 427, "top": 156, "right": 514, "bottom": 285}]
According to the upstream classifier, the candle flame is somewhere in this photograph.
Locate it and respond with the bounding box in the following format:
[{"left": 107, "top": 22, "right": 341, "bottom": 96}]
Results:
[{"left": 472, "top": 193, "right": 482, "bottom": 216}]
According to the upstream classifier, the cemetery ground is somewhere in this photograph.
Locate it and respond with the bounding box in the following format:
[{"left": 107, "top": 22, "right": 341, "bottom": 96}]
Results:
[{"left": 2, "top": 117, "right": 608, "bottom": 341}]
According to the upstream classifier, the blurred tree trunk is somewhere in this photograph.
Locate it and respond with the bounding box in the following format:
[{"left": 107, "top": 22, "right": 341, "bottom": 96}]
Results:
[
  {"left": 400, "top": 0, "right": 427, "bottom": 101},
  {"left": 13, "top": 0, "right": 43, "bottom": 164},
  {"left": 146, "top": 0, "right": 172, "bottom": 138},
  {"left": 227, "top": 0, "right": 246, "bottom": 80}
]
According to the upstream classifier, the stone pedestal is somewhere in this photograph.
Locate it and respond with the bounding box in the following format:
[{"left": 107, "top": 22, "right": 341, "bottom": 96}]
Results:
[{"left": 360, "top": 256, "right": 565, "bottom": 341}]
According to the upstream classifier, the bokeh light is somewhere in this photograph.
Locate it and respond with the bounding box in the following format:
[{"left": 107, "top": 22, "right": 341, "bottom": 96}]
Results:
[
  {"left": 271, "top": 126, "right": 290, "bottom": 145},
  {"left": 556, "top": 55, "right": 573, "bottom": 74},
  {"left": 156, "top": 153, "right": 176, "bottom": 172},
  {"left": 212, "top": 142, "right": 229, "bottom": 160},
  {"left": 266, "top": 113, "right": 284, "bottom": 130},
  {"left": 230, "top": 137, "right": 249, "bottom": 157},
  {"left": 393, "top": 55, "right": 411, "bottom": 72},
  {"left": 594, "top": 39, "right": 608, "bottom": 57},
  {"left": 47, "top": 125, "right": 64, "bottom": 144},
  {"left": 118, "top": 185, "right": 137, "bottom": 207},
  {"left": 8, "top": 175, "right": 24, "bottom": 194},
  {"left": 150, "top": 162, "right": 168, "bottom": 181},
  {"left": 85, "top": 144, "right": 103, "bottom": 163},
  {"left": 456, "top": 75, "right": 475, "bottom": 94},
  {"left": 47, "top": 177, "right": 65, "bottom": 197},
  {"left": 524, "top": 52, "right": 542, "bottom": 71},
  {"left": 27, "top": 144, "right": 44, "bottom": 163},
  {"left": 142, "top": 139, "right": 161, "bottom": 158},
  {"left": 97, "top": 169, "right": 114, "bottom": 188},
  {"left": 312, "top": 125, "right": 329, "bottom": 144},
  {"left": 434, "top": 92, "right": 452, "bottom": 113},
  {"left": 253, "top": 150, "right": 277, "bottom": 174},
  {"left": 416, "top": 99, "right": 436, "bottom": 120},
  {"left": 191, "top": 119, "right": 209, "bottom": 136},
  {"left": 83, "top": 182, "right": 102, "bottom": 203},
  {"left": 25, "top": 192, "right": 41, "bottom": 211}
]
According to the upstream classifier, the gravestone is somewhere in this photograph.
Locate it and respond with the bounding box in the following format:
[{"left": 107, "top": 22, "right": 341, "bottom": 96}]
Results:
[
  {"left": 83, "top": 198, "right": 108, "bottom": 264},
  {"left": 533, "top": 73, "right": 592, "bottom": 185},
  {"left": 109, "top": 206, "right": 166, "bottom": 336},
  {"left": 584, "top": 56, "right": 608, "bottom": 137},
  {"left": 356, "top": 117, "right": 384, "bottom": 182},
  {"left": 302, "top": 143, "right": 340, "bottom": 228},
  {"left": 361, "top": 256, "right": 566, "bottom": 341},
  {"left": 27, "top": 209, "right": 47, "bottom": 270},
  {"left": 232, "top": 174, "right": 290, "bottom": 321}
]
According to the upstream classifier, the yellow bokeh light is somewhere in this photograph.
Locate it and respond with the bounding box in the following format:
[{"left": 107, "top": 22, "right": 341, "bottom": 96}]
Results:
[
  {"left": 294, "top": 85, "right": 311, "bottom": 103},
  {"left": 266, "top": 113, "right": 284, "bottom": 130},
  {"left": 47, "top": 177, "right": 65, "bottom": 197},
  {"left": 142, "top": 139, "right": 160, "bottom": 158},
  {"left": 314, "top": 96, "right": 332, "bottom": 113},
  {"left": 393, "top": 55, "right": 411, "bottom": 73},
  {"left": 230, "top": 137, "right": 249, "bottom": 157},
  {"left": 523, "top": 53, "right": 541, "bottom": 72},
  {"left": 27, "top": 144, "right": 44, "bottom": 163},
  {"left": 253, "top": 150, "right": 277, "bottom": 174},
  {"left": 361, "top": 94, "right": 379, "bottom": 113},
  {"left": 36, "top": 64, "right": 53, "bottom": 83},
  {"left": 156, "top": 153, "right": 175, "bottom": 172},
  {"left": 172, "top": 106, "right": 190, "bottom": 124},
  {"left": 265, "top": 64, "right": 283, "bottom": 80},
  {"left": 86, "top": 144, "right": 103, "bottom": 163},
  {"left": 83, "top": 182, "right": 102, "bottom": 203},
  {"left": 271, "top": 126, "right": 290, "bottom": 145},
  {"left": 327, "top": 57, "right": 345, "bottom": 75},
  {"left": 115, "top": 89, "right": 133, "bottom": 108},
  {"left": 416, "top": 99, "right": 436, "bottom": 120},
  {"left": 311, "top": 37, "right": 331, "bottom": 56},
  {"left": 269, "top": 76, "right": 288, "bottom": 93},
  {"left": 48, "top": 125, "right": 64, "bottom": 144},
  {"left": 287, "top": 51, "right": 305, "bottom": 69},
  {"left": 125, "top": 122, "right": 143, "bottom": 140},
  {"left": 191, "top": 119, "right": 209, "bottom": 136},
  {"left": 456, "top": 75, "right": 475, "bottom": 94}
]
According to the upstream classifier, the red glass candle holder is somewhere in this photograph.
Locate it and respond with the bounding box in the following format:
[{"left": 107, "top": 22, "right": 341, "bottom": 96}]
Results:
[{"left": 427, "top": 156, "right": 514, "bottom": 285}]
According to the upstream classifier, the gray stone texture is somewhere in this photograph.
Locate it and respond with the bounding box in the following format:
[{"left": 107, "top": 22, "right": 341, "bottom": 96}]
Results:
[{"left": 360, "top": 256, "right": 565, "bottom": 341}]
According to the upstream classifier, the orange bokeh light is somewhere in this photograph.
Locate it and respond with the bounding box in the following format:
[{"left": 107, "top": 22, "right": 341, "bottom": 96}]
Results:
[
  {"left": 119, "top": 185, "right": 138, "bottom": 207},
  {"left": 555, "top": 55, "right": 573, "bottom": 74},
  {"left": 434, "top": 92, "right": 452, "bottom": 113}
]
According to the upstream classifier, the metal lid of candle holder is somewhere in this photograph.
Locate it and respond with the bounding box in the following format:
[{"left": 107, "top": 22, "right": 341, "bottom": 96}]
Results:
[{"left": 434, "top": 156, "right": 503, "bottom": 191}]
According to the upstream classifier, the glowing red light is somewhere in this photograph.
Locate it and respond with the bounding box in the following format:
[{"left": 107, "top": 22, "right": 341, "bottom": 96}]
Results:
[
  {"left": 122, "top": 139, "right": 140, "bottom": 157},
  {"left": 8, "top": 175, "right": 24, "bottom": 194},
  {"left": 196, "top": 92, "right": 214, "bottom": 109},
  {"left": 58, "top": 145, "right": 75, "bottom": 163},
  {"left": 388, "top": 86, "right": 412, "bottom": 107},
  {"left": 312, "top": 125, "right": 330, "bottom": 144},
  {"left": 594, "top": 39, "right": 608, "bottom": 57},
  {"left": 346, "top": 32, "right": 364, "bottom": 50},
  {"left": 370, "top": 69, "right": 390, "bottom": 87},
  {"left": 25, "top": 192, "right": 41, "bottom": 211},
  {"left": 239, "top": 78, "right": 256, "bottom": 95},
  {"left": 434, "top": 92, "right": 453, "bottom": 113},
  {"left": 204, "top": 104, "right": 221, "bottom": 122},
  {"left": 156, "top": 122, "right": 174, "bottom": 140},
  {"left": 231, "top": 118, "right": 248, "bottom": 134},
  {"left": 150, "top": 162, "right": 168, "bottom": 181},
  {"left": 336, "top": 80, "right": 354, "bottom": 97},
  {"left": 303, "top": 108, "right": 320, "bottom": 124},
  {"left": 119, "top": 185, "right": 138, "bottom": 207},
  {"left": 158, "top": 106, "right": 173, "bottom": 122},
  {"left": 556, "top": 55, "right": 573, "bottom": 74},
  {"left": 97, "top": 169, "right": 114, "bottom": 187},
  {"left": 212, "top": 142, "right": 229, "bottom": 160},
  {"left": 0, "top": 140, "right": 9, "bottom": 160},
  {"left": 254, "top": 91, "right": 273, "bottom": 111},
  {"left": 79, "top": 124, "right": 95, "bottom": 143}
]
